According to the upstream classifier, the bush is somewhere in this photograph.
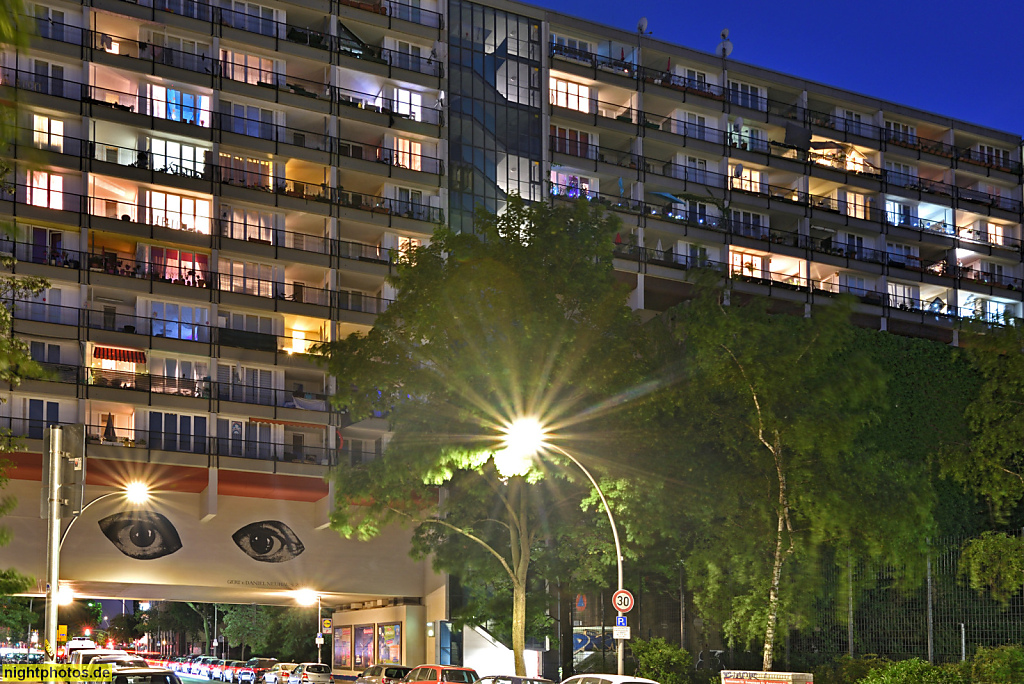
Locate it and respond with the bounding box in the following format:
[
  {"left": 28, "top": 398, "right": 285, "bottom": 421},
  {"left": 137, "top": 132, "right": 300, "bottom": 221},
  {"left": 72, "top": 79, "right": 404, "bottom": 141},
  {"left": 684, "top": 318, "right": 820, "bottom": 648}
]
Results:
[
  {"left": 814, "top": 655, "right": 890, "bottom": 684},
  {"left": 860, "top": 658, "right": 969, "bottom": 684},
  {"left": 631, "top": 637, "right": 693, "bottom": 684},
  {"left": 973, "top": 645, "right": 1024, "bottom": 684}
]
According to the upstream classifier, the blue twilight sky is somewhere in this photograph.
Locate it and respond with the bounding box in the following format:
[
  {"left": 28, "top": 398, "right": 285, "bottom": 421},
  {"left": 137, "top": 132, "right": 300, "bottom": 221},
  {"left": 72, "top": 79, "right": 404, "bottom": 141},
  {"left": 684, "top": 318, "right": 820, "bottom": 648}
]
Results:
[{"left": 529, "top": 0, "right": 1024, "bottom": 138}]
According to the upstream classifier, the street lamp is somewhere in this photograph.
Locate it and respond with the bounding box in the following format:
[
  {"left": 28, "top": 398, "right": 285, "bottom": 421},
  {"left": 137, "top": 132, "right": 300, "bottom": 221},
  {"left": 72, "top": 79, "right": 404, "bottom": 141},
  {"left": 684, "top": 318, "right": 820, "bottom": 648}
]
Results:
[
  {"left": 494, "top": 418, "right": 626, "bottom": 676},
  {"left": 45, "top": 474, "right": 151, "bottom": 661},
  {"left": 294, "top": 589, "right": 323, "bottom": 664}
]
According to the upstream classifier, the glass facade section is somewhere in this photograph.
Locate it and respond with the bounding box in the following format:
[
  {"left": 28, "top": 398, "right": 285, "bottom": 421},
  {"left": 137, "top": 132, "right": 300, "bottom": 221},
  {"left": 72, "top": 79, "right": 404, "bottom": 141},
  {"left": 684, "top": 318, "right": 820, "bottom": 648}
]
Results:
[{"left": 448, "top": 0, "right": 543, "bottom": 232}]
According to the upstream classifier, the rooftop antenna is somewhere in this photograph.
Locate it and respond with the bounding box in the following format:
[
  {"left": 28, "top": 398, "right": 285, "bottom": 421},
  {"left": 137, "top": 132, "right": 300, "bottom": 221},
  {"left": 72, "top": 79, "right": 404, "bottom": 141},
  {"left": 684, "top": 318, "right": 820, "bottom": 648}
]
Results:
[{"left": 716, "top": 28, "right": 732, "bottom": 95}]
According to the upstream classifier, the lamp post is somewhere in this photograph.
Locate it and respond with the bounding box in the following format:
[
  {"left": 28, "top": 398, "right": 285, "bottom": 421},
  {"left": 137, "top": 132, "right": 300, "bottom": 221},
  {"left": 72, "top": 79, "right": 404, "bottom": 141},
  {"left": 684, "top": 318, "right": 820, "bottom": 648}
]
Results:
[
  {"left": 44, "top": 474, "right": 150, "bottom": 660},
  {"left": 495, "top": 418, "right": 626, "bottom": 676},
  {"left": 294, "top": 589, "right": 322, "bottom": 663}
]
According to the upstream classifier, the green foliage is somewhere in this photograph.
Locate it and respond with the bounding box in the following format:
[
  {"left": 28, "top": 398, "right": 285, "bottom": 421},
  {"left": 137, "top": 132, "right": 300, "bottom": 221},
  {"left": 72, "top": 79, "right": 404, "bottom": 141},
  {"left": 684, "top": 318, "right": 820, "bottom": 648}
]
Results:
[
  {"left": 0, "top": 596, "right": 41, "bottom": 642},
  {"left": 959, "top": 532, "right": 1024, "bottom": 605},
  {"left": 813, "top": 655, "right": 891, "bottom": 684},
  {"left": 947, "top": 323, "right": 1024, "bottom": 524},
  {"left": 107, "top": 612, "right": 144, "bottom": 643},
  {"left": 860, "top": 658, "right": 970, "bottom": 684},
  {"left": 221, "top": 604, "right": 271, "bottom": 655},
  {"left": 631, "top": 637, "right": 692, "bottom": 684},
  {"left": 972, "top": 644, "right": 1024, "bottom": 684},
  {"left": 263, "top": 607, "right": 319, "bottom": 662},
  {"left": 317, "top": 197, "right": 664, "bottom": 672}
]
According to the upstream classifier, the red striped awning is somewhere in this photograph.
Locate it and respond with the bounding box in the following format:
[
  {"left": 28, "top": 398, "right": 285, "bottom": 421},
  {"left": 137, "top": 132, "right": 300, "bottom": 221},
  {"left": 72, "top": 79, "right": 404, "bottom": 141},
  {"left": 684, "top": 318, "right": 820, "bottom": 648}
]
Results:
[{"left": 93, "top": 346, "right": 146, "bottom": 364}]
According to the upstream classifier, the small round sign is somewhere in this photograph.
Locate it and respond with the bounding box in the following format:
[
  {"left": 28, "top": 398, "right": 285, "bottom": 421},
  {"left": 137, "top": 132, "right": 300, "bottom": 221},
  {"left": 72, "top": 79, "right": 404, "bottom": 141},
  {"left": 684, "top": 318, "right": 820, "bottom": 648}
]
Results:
[{"left": 612, "top": 589, "right": 634, "bottom": 613}]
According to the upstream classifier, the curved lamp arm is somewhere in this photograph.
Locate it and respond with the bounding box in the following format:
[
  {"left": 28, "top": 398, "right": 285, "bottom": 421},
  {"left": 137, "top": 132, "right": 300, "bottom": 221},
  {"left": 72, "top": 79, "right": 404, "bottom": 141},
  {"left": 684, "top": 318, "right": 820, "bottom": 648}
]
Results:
[
  {"left": 547, "top": 444, "right": 624, "bottom": 594},
  {"left": 58, "top": 491, "right": 122, "bottom": 552}
]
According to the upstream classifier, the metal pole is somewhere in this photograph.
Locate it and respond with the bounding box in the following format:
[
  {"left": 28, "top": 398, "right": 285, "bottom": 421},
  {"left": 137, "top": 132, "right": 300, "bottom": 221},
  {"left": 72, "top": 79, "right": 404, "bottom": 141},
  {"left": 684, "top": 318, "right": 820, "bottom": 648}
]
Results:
[
  {"left": 316, "top": 595, "right": 322, "bottom": 664},
  {"left": 44, "top": 425, "right": 62, "bottom": 663},
  {"left": 550, "top": 445, "right": 624, "bottom": 676},
  {"left": 926, "top": 551, "right": 934, "bottom": 664},
  {"left": 960, "top": 623, "right": 966, "bottom": 662}
]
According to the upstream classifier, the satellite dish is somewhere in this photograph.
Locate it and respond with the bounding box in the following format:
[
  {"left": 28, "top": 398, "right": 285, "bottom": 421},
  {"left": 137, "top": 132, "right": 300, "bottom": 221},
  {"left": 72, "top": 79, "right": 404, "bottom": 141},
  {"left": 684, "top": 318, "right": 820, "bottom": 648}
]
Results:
[
  {"left": 733, "top": 164, "right": 744, "bottom": 178},
  {"left": 637, "top": 16, "right": 648, "bottom": 33},
  {"left": 733, "top": 117, "right": 744, "bottom": 131},
  {"left": 716, "top": 28, "right": 733, "bottom": 58},
  {"left": 432, "top": 40, "right": 447, "bottom": 59}
]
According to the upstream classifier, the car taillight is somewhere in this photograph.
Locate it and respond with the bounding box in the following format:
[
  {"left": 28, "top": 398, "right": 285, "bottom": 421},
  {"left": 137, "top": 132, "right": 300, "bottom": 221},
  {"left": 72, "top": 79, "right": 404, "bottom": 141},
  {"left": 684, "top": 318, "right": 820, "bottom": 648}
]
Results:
[
  {"left": 382, "top": 678, "right": 392, "bottom": 684},
  {"left": 301, "top": 675, "right": 309, "bottom": 681}
]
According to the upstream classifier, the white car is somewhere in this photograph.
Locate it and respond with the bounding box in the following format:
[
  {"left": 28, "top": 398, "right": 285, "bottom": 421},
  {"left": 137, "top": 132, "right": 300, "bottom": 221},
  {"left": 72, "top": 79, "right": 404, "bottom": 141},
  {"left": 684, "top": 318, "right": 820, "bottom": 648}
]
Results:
[
  {"left": 264, "top": 663, "right": 298, "bottom": 684},
  {"left": 561, "top": 677, "right": 661, "bottom": 684},
  {"left": 287, "top": 664, "right": 332, "bottom": 684}
]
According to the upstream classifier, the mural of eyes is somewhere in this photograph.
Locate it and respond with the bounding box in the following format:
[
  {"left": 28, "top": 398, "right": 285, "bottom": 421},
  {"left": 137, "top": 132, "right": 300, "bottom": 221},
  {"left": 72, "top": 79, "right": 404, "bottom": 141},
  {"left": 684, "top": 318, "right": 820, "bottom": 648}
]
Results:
[
  {"left": 97, "top": 511, "right": 183, "bottom": 560},
  {"left": 232, "top": 520, "right": 305, "bottom": 563}
]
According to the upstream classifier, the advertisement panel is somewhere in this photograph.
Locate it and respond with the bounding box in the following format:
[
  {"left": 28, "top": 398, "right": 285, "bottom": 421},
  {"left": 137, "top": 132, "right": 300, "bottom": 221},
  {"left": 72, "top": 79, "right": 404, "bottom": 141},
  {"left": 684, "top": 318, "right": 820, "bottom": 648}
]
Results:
[
  {"left": 333, "top": 626, "right": 352, "bottom": 670},
  {"left": 377, "top": 623, "right": 402, "bottom": 665},
  {"left": 353, "top": 624, "right": 375, "bottom": 669}
]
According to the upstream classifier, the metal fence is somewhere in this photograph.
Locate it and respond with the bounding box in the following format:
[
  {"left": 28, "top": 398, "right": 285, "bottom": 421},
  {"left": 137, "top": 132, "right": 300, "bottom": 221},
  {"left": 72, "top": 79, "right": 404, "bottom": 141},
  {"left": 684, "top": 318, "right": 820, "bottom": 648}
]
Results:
[{"left": 789, "top": 532, "right": 1024, "bottom": 667}]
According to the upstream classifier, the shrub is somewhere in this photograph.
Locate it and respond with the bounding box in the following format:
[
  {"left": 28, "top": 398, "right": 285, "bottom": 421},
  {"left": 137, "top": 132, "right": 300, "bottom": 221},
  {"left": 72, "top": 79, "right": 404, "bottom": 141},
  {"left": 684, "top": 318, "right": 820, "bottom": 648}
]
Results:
[
  {"left": 814, "top": 655, "right": 890, "bottom": 684},
  {"left": 861, "top": 658, "right": 969, "bottom": 684},
  {"left": 972, "top": 645, "right": 1024, "bottom": 684},
  {"left": 631, "top": 637, "right": 693, "bottom": 684}
]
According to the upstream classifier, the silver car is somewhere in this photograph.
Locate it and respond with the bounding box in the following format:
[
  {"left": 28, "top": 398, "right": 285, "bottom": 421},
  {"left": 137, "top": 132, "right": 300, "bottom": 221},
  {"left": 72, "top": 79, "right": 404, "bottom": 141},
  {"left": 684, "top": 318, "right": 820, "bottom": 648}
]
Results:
[
  {"left": 355, "top": 665, "right": 412, "bottom": 684},
  {"left": 287, "top": 664, "right": 331, "bottom": 684}
]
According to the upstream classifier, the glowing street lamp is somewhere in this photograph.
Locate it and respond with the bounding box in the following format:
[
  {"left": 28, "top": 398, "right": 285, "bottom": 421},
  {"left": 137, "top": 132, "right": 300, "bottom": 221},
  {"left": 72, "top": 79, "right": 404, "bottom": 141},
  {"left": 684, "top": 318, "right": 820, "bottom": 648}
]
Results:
[
  {"left": 294, "top": 589, "right": 323, "bottom": 664},
  {"left": 495, "top": 418, "right": 627, "bottom": 676},
  {"left": 59, "top": 481, "right": 151, "bottom": 551}
]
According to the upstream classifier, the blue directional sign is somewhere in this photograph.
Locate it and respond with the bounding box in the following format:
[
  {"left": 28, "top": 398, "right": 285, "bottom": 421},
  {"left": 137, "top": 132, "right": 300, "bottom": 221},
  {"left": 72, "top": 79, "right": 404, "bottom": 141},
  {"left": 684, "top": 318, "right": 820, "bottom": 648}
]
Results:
[{"left": 615, "top": 616, "right": 627, "bottom": 627}]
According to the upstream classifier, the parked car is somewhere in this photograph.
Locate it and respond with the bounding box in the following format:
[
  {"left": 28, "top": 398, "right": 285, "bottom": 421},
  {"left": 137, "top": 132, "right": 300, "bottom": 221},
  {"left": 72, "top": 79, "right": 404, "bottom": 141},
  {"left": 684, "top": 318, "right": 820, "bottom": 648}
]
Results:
[
  {"left": 92, "top": 656, "right": 151, "bottom": 670},
  {"left": 236, "top": 658, "right": 279, "bottom": 684},
  {"left": 190, "top": 658, "right": 211, "bottom": 676},
  {"left": 403, "top": 666, "right": 479, "bottom": 684},
  {"left": 355, "top": 665, "right": 412, "bottom": 684},
  {"left": 109, "top": 667, "right": 185, "bottom": 684},
  {"left": 560, "top": 676, "right": 660, "bottom": 684},
  {"left": 476, "top": 677, "right": 552, "bottom": 684},
  {"left": 286, "top": 664, "right": 331, "bottom": 684},
  {"left": 221, "top": 661, "right": 246, "bottom": 682},
  {"left": 210, "top": 660, "right": 227, "bottom": 680},
  {"left": 263, "top": 663, "right": 298, "bottom": 684}
]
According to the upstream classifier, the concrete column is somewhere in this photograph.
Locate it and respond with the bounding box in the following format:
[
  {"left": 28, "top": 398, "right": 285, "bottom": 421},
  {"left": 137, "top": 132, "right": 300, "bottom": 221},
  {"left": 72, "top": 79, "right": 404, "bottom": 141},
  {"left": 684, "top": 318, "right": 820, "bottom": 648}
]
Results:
[{"left": 199, "top": 467, "right": 217, "bottom": 521}]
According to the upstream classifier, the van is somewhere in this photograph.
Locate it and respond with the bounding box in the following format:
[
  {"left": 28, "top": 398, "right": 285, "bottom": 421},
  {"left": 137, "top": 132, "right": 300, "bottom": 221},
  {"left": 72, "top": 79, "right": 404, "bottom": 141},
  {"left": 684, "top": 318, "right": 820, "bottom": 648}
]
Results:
[{"left": 70, "top": 649, "right": 130, "bottom": 665}]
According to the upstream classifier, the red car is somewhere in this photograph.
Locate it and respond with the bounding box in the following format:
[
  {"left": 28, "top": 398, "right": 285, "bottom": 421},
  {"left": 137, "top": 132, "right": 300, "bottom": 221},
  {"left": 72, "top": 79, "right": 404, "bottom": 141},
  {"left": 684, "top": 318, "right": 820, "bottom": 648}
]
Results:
[{"left": 403, "top": 666, "right": 479, "bottom": 684}]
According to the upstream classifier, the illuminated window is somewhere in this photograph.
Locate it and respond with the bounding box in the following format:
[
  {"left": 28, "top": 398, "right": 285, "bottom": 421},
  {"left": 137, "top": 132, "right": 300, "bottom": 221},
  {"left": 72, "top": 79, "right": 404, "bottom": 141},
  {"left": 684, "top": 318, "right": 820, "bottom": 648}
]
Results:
[
  {"left": 398, "top": 236, "right": 421, "bottom": 255},
  {"left": 220, "top": 49, "right": 275, "bottom": 85},
  {"left": 846, "top": 192, "right": 868, "bottom": 219},
  {"left": 549, "top": 77, "right": 591, "bottom": 113},
  {"left": 986, "top": 223, "right": 1006, "bottom": 246},
  {"left": 730, "top": 165, "right": 763, "bottom": 193},
  {"left": 147, "top": 190, "right": 211, "bottom": 233},
  {"left": 150, "top": 84, "right": 211, "bottom": 127},
  {"left": 150, "top": 138, "right": 207, "bottom": 176},
  {"left": 218, "top": 153, "right": 272, "bottom": 189},
  {"left": 394, "top": 88, "right": 423, "bottom": 122},
  {"left": 33, "top": 115, "right": 63, "bottom": 152},
  {"left": 730, "top": 251, "right": 762, "bottom": 277},
  {"left": 29, "top": 171, "right": 63, "bottom": 209},
  {"left": 393, "top": 138, "right": 422, "bottom": 171}
]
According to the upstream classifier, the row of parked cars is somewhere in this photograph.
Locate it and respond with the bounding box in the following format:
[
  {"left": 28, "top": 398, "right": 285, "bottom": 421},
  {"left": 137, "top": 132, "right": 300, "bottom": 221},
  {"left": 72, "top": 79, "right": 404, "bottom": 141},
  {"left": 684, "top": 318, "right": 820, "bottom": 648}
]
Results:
[{"left": 148, "top": 656, "right": 330, "bottom": 684}]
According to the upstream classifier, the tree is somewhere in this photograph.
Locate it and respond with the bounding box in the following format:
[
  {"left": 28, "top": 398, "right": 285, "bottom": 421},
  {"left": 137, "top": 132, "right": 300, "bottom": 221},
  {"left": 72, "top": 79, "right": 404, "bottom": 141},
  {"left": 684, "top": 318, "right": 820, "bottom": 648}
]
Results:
[
  {"left": 264, "top": 607, "right": 318, "bottom": 662},
  {"left": 107, "top": 612, "right": 144, "bottom": 645},
  {"left": 0, "top": 596, "right": 41, "bottom": 644},
  {"left": 221, "top": 604, "right": 271, "bottom": 658},
  {"left": 317, "top": 197, "right": 661, "bottom": 674},
  {"left": 943, "top": 322, "right": 1024, "bottom": 523},
  {"left": 959, "top": 531, "right": 1024, "bottom": 605},
  {"left": 660, "top": 285, "right": 932, "bottom": 669}
]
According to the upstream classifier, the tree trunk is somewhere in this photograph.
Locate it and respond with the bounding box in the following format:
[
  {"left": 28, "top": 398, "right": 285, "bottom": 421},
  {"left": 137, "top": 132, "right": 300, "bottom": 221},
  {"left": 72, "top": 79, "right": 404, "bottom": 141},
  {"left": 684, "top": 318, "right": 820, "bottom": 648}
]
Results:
[
  {"left": 762, "top": 435, "right": 793, "bottom": 671},
  {"left": 512, "top": 580, "right": 527, "bottom": 676}
]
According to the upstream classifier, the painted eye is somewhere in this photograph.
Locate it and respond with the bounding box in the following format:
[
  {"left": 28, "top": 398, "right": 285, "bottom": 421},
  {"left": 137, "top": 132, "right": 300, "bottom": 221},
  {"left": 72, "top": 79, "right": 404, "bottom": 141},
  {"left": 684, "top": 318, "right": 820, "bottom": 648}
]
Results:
[
  {"left": 98, "top": 511, "right": 182, "bottom": 560},
  {"left": 232, "top": 520, "right": 305, "bottom": 563}
]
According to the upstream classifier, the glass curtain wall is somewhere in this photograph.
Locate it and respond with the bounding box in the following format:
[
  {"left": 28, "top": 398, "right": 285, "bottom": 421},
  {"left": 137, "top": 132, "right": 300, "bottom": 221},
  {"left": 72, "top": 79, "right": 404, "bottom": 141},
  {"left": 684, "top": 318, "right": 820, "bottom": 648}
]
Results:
[{"left": 448, "top": 0, "right": 543, "bottom": 232}]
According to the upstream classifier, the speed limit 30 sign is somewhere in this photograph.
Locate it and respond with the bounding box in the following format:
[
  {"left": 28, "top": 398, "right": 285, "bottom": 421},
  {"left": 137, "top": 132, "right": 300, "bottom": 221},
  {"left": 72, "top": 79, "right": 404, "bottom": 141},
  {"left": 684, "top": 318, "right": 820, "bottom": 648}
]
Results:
[{"left": 612, "top": 589, "right": 635, "bottom": 613}]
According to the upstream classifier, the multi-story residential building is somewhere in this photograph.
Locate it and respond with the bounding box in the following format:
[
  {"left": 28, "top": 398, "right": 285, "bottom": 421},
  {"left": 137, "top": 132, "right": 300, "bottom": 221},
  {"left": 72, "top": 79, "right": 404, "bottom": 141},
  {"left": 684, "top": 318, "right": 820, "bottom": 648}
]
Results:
[{"left": 1, "top": 0, "right": 1022, "bottom": 673}]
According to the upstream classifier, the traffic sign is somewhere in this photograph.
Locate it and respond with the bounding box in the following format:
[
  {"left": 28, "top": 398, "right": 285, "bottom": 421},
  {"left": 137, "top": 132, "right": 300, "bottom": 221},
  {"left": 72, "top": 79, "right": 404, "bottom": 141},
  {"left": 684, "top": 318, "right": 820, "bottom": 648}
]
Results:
[
  {"left": 322, "top": 618, "right": 332, "bottom": 632},
  {"left": 315, "top": 636, "right": 325, "bottom": 645},
  {"left": 612, "top": 626, "right": 630, "bottom": 640},
  {"left": 57, "top": 625, "right": 67, "bottom": 643},
  {"left": 612, "top": 589, "right": 635, "bottom": 613},
  {"left": 615, "top": 616, "right": 626, "bottom": 627}
]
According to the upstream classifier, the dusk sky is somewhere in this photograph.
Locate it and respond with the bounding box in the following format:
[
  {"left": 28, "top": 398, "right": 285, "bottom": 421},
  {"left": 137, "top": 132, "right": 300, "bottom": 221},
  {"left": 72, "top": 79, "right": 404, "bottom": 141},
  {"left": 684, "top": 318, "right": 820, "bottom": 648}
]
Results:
[{"left": 530, "top": 0, "right": 1024, "bottom": 137}]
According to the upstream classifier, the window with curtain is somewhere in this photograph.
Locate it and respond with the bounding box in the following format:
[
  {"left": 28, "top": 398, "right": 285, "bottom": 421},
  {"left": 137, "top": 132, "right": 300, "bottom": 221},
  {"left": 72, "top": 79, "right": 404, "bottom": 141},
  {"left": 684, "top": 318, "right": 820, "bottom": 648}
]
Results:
[
  {"left": 218, "top": 153, "right": 272, "bottom": 189},
  {"left": 29, "top": 171, "right": 63, "bottom": 209},
  {"left": 147, "top": 190, "right": 211, "bottom": 233},
  {"left": 220, "top": 49, "right": 275, "bottom": 84},
  {"left": 219, "top": 204, "right": 275, "bottom": 242},
  {"left": 151, "top": 301, "right": 210, "bottom": 341},
  {"left": 149, "top": 84, "right": 211, "bottom": 127},
  {"left": 33, "top": 115, "right": 63, "bottom": 152},
  {"left": 149, "top": 247, "right": 210, "bottom": 286},
  {"left": 392, "top": 138, "right": 422, "bottom": 170}
]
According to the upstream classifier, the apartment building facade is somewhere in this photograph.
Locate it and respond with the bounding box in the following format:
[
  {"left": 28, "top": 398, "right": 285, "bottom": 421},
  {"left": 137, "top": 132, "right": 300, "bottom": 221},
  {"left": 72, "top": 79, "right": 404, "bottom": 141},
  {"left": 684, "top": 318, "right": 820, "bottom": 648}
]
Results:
[{"left": 0, "top": 0, "right": 1022, "bottom": 668}]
